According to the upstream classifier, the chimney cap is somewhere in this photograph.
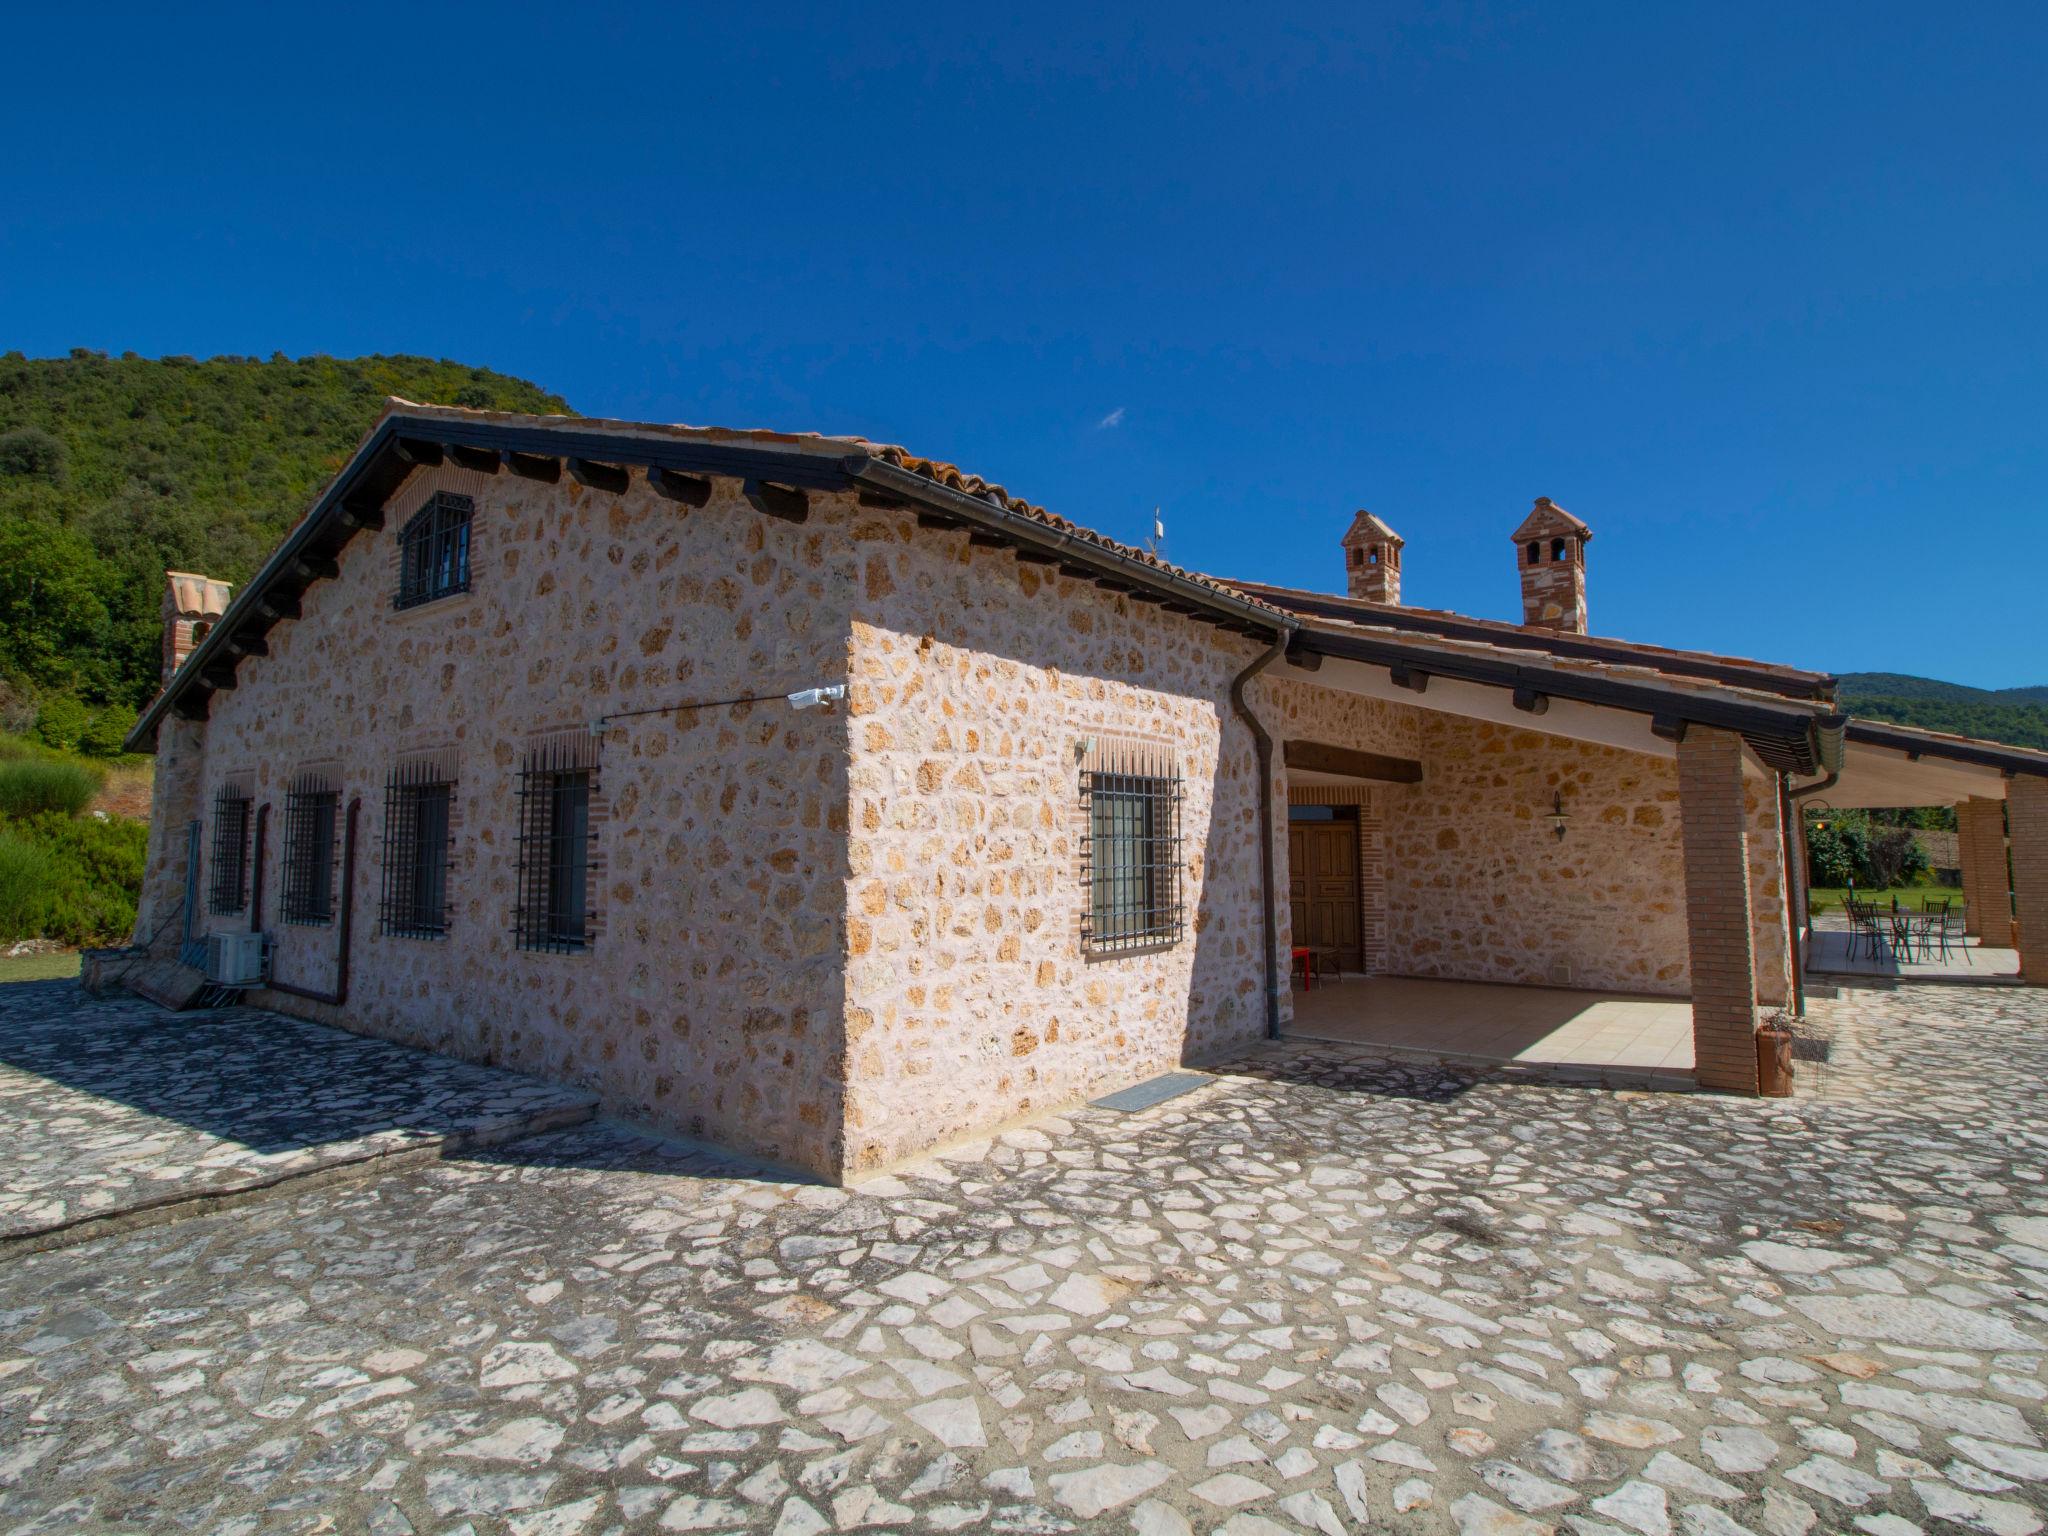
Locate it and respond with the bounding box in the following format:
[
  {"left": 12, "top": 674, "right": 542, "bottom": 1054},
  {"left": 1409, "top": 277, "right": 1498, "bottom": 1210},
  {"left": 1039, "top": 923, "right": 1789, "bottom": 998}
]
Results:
[
  {"left": 1510, "top": 497, "right": 1592, "bottom": 543},
  {"left": 1341, "top": 509, "right": 1404, "bottom": 547}
]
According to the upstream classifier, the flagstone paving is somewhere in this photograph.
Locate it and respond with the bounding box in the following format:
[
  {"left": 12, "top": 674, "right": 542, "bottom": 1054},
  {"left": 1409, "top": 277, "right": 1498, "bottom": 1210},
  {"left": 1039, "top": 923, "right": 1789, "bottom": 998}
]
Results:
[
  {"left": 1, "top": 978, "right": 2046, "bottom": 1534},
  {"left": 0, "top": 981, "right": 597, "bottom": 1246}
]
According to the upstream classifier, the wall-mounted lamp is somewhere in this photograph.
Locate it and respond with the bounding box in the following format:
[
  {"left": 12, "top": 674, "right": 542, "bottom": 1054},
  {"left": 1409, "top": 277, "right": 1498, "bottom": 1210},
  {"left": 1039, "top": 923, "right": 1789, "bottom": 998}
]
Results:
[{"left": 1548, "top": 789, "right": 1571, "bottom": 842}]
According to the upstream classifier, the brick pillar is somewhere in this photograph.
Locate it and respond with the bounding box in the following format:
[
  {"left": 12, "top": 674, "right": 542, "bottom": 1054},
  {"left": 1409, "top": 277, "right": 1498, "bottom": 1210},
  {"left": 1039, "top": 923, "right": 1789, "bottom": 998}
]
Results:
[
  {"left": 1677, "top": 729, "right": 1760, "bottom": 1093},
  {"left": 1357, "top": 792, "right": 1387, "bottom": 974},
  {"left": 1957, "top": 797, "right": 2006, "bottom": 940},
  {"left": 2010, "top": 778, "right": 2048, "bottom": 983}
]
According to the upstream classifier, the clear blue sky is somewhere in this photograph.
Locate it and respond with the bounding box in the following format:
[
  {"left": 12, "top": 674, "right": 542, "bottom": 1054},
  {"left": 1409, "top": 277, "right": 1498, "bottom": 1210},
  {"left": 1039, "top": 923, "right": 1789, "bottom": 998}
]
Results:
[{"left": 4, "top": 3, "right": 2042, "bottom": 687}]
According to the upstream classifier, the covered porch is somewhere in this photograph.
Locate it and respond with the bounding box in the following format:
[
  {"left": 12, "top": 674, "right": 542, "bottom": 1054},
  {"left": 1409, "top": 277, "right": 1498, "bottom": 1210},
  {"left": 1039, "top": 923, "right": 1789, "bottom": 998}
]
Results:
[{"left": 1287, "top": 973, "right": 1695, "bottom": 1085}]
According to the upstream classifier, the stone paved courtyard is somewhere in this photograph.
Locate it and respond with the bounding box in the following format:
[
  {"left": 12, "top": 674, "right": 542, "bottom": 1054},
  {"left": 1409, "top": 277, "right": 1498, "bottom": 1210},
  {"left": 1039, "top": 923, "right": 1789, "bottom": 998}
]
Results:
[
  {"left": 0, "top": 985, "right": 597, "bottom": 1248},
  {"left": 1, "top": 979, "right": 2046, "bottom": 1535}
]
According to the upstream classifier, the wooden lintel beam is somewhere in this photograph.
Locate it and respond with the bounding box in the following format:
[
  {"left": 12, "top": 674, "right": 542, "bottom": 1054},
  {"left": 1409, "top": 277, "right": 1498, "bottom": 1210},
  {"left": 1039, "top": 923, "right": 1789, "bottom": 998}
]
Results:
[
  {"left": 743, "top": 479, "right": 809, "bottom": 523},
  {"left": 448, "top": 443, "right": 502, "bottom": 474},
  {"left": 1390, "top": 664, "right": 1429, "bottom": 694},
  {"left": 258, "top": 592, "right": 301, "bottom": 621},
  {"left": 502, "top": 450, "right": 561, "bottom": 482},
  {"left": 1282, "top": 738, "right": 1423, "bottom": 784},
  {"left": 293, "top": 555, "right": 340, "bottom": 582},
  {"left": 648, "top": 467, "right": 713, "bottom": 507},
  {"left": 1512, "top": 686, "right": 1550, "bottom": 716},
  {"left": 568, "top": 457, "right": 631, "bottom": 494},
  {"left": 395, "top": 437, "right": 445, "bottom": 467}
]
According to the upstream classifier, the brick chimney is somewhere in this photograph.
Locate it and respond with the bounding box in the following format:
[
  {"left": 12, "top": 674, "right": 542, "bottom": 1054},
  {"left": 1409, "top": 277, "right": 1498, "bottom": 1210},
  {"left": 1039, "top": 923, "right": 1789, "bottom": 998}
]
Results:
[
  {"left": 162, "top": 570, "right": 233, "bottom": 683},
  {"left": 1340, "top": 511, "right": 1404, "bottom": 604},
  {"left": 1511, "top": 498, "right": 1591, "bottom": 633}
]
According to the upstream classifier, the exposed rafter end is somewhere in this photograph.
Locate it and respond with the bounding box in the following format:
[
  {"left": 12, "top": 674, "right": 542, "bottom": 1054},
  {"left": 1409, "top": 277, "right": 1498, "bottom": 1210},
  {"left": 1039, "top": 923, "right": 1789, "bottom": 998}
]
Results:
[
  {"left": 967, "top": 531, "right": 1009, "bottom": 549},
  {"left": 258, "top": 592, "right": 302, "bottom": 622},
  {"left": 648, "top": 467, "right": 713, "bottom": 507},
  {"left": 1015, "top": 549, "right": 1061, "bottom": 566},
  {"left": 1284, "top": 644, "right": 1324, "bottom": 672},
  {"left": 568, "top": 457, "right": 631, "bottom": 494},
  {"left": 858, "top": 490, "right": 909, "bottom": 509},
  {"left": 225, "top": 634, "right": 269, "bottom": 658},
  {"left": 502, "top": 450, "right": 562, "bottom": 482},
  {"left": 1055, "top": 563, "right": 1094, "bottom": 580},
  {"left": 199, "top": 666, "right": 239, "bottom": 691},
  {"left": 395, "top": 437, "right": 445, "bottom": 467},
  {"left": 1390, "top": 664, "right": 1429, "bottom": 693},
  {"left": 338, "top": 500, "right": 385, "bottom": 532},
  {"left": 293, "top": 555, "right": 340, "bottom": 582},
  {"left": 916, "top": 512, "right": 962, "bottom": 531},
  {"left": 448, "top": 443, "right": 502, "bottom": 474},
  {"left": 1651, "top": 715, "right": 1688, "bottom": 743},
  {"left": 174, "top": 693, "right": 212, "bottom": 722},
  {"left": 1512, "top": 686, "right": 1549, "bottom": 716},
  {"left": 744, "top": 479, "right": 809, "bottom": 523}
]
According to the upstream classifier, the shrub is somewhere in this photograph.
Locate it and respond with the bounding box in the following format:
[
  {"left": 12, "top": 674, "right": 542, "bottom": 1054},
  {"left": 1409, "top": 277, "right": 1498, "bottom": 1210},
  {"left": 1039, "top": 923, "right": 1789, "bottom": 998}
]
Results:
[
  {"left": 32, "top": 694, "right": 90, "bottom": 752},
  {"left": 0, "top": 813, "right": 146, "bottom": 944},
  {"left": 0, "top": 426, "right": 66, "bottom": 483},
  {"left": 0, "top": 828, "right": 56, "bottom": 939},
  {"left": 78, "top": 703, "right": 137, "bottom": 757},
  {"left": 0, "top": 756, "right": 103, "bottom": 817}
]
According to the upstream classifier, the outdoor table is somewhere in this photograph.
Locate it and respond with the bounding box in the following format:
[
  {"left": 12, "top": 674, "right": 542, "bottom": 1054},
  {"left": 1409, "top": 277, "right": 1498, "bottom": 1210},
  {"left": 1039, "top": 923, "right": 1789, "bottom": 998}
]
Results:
[{"left": 1881, "top": 909, "right": 1942, "bottom": 963}]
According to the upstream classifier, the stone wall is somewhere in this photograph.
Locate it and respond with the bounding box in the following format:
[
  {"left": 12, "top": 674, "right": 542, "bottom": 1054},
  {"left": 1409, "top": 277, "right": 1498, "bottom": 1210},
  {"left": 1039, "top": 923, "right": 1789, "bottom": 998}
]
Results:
[
  {"left": 163, "top": 462, "right": 856, "bottom": 1177},
  {"left": 839, "top": 512, "right": 1274, "bottom": 1176},
  {"left": 1380, "top": 716, "right": 1693, "bottom": 994}
]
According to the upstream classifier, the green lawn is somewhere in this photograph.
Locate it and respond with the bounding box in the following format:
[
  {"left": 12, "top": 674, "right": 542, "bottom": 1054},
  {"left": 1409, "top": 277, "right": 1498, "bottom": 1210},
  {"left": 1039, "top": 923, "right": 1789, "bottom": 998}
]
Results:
[
  {"left": 1808, "top": 885, "right": 1963, "bottom": 915},
  {"left": 0, "top": 949, "right": 81, "bottom": 983}
]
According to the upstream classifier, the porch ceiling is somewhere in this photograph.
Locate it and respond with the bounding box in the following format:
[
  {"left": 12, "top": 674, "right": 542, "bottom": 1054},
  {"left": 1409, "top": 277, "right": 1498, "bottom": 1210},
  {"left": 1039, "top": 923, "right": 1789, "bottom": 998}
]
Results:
[{"left": 1824, "top": 721, "right": 2048, "bottom": 808}]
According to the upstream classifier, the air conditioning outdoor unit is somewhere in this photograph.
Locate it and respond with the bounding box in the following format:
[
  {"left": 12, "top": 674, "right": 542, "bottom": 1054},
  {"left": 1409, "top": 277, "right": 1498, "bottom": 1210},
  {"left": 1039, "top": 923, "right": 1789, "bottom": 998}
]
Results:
[{"left": 205, "top": 931, "right": 268, "bottom": 987}]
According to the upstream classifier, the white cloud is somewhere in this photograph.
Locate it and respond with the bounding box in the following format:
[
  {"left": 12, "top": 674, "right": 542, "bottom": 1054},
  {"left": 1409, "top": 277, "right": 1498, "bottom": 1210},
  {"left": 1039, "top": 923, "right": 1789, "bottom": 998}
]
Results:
[{"left": 1096, "top": 406, "right": 1126, "bottom": 430}]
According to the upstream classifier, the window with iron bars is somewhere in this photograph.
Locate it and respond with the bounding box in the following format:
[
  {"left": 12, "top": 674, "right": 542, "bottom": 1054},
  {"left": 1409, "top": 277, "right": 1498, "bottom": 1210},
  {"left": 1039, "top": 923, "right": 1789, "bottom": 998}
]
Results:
[
  {"left": 378, "top": 761, "right": 454, "bottom": 939},
  {"left": 281, "top": 774, "right": 340, "bottom": 925},
  {"left": 513, "top": 736, "right": 598, "bottom": 953},
  {"left": 208, "top": 785, "right": 251, "bottom": 913},
  {"left": 1079, "top": 753, "right": 1185, "bottom": 953},
  {"left": 396, "top": 491, "right": 473, "bottom": 610}
]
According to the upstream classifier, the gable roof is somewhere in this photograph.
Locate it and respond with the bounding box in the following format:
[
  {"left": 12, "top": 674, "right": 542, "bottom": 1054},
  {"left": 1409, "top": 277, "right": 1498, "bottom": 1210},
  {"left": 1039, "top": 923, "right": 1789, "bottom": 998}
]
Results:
[
  {"left": 1511, "top": 497, "right": 1593, "bottom": 543},
  {"left": 1340, "top": 510, "right": 1404, "bottom": 547},
  {"left": 132, "top": 400, "right": 1852, "bottom": 775}
]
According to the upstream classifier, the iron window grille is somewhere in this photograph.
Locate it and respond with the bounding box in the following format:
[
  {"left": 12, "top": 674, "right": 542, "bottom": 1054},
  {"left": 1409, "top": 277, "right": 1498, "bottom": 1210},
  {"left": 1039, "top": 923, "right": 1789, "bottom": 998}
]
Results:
[
  {"left": 396, "top": 491, "right": 473, "bottom": 610},
  {"left": 208, "top": 784, "right": 251, "bottom": 913},
  {"left": 1079, "top": 746, "right": 1184, "bottom": 953},
  {"left": 513, "top": 734, "right": 599, "bottom": 953},
  {"left": 281, "top": 770, "right": 340, "bottom": 925},
  {"left": 379, "top": 758, "right": 455, "bottom": 938}
]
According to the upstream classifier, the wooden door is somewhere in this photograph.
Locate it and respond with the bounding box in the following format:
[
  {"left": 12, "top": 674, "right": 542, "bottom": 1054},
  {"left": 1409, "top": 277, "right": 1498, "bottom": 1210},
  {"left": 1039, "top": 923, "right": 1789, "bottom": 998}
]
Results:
[{"left": 1288, "top": 822, "right": 1362, "bottom": 974}]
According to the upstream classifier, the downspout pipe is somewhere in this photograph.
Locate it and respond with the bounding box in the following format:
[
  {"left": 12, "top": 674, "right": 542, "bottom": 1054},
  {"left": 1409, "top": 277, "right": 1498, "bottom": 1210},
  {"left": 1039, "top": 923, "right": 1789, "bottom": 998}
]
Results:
[
  {"left": 1229, "top": 627, "right": 1297, "bottom": 1040},
  {"left": 1782, "top": 766, "right": 1841, "bottom": 1018},
  {"left": 267, "top": 797, "right": 359, "bottom": 1007}
]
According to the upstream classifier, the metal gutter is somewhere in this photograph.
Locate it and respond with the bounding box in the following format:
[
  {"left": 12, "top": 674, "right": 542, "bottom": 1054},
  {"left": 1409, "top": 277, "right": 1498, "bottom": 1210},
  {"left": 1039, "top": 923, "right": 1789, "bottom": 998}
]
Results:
[
  {"left": 1844, "top": 719, "right": 2048, "bottom": 779},
  {"left": 1296, "top": 624, "right": 1838, "bottom": 774},
  {"left": 1255, "top": 590, "right": 1837, "bottom": 702},
  {"left": 846, "top": 457, "right": 1290, "bottom": 636}
]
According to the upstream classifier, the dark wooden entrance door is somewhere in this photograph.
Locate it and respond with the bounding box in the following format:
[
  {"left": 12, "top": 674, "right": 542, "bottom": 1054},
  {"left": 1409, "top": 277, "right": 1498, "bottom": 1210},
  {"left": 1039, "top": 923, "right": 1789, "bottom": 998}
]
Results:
[{"left": 1289, "top": 820, "right": 1362, "bottom": 974}]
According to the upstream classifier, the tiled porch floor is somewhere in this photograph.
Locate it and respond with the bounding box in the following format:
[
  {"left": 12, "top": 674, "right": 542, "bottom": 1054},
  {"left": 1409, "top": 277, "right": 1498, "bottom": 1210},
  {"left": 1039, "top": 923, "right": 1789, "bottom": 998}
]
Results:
[
  {"left": 1804, "top": 918, "right": 2022, "bottom": 982},
  {"left": 1285, "top": 972, "right": 1695, "bottom": 1078}
]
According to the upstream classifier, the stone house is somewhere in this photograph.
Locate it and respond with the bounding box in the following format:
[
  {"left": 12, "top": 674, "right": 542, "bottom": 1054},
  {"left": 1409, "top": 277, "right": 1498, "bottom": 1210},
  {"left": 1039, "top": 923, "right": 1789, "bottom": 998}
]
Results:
[{"left": 127, "top": 401, "right": 2048, "bottom": 1182}]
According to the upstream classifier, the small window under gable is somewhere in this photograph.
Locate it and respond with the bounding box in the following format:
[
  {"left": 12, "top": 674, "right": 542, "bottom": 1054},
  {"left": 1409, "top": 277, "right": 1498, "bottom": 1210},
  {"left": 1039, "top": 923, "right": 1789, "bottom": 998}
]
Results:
[{"left": 397, "top": 491, "right": 474, "bottom": 610}]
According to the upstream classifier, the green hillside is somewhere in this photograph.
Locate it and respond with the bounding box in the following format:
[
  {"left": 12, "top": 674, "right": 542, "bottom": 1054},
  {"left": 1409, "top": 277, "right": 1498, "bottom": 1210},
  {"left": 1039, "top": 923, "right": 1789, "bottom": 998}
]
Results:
[
  {"left": 1838, "top": 673, "right": 2048, "bottom": 751},
  {"left": 0, "top": 350, "right": 568, "bottom": 745}
]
